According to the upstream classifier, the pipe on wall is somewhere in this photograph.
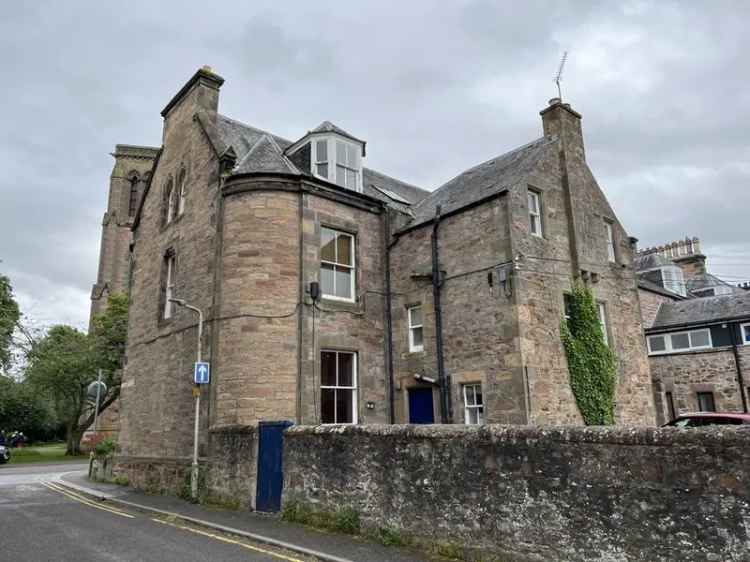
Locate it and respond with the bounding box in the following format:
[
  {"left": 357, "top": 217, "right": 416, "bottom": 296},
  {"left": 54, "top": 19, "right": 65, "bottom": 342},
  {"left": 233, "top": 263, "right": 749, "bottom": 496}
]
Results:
[
  {"left": 383, "top": 209, "right": 396, "bottom": 424},
  {"left": 431, "top": 205, "right": 451, "bottom": 423}
]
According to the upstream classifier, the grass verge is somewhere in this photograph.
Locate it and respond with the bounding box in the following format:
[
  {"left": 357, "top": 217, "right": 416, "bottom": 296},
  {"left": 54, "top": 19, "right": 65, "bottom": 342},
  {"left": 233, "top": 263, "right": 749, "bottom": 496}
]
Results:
[{"left": 7, "top": 443, "right": 87, "bottom": 464}]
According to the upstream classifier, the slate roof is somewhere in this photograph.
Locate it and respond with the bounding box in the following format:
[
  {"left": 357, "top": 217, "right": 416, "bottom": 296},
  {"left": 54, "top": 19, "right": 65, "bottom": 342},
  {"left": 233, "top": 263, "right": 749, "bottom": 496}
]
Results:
[
  {"left": 310, "top": 121, "right": 365, "bottom": 147},
  {"left": 404, "top": 136, "right": 558, "bottom": 230},
  {"left": 649, "top": 291, "right": 750, "bottom": 330},
  {"left": 638, "top": 278, "right": 685, "bottom": 299},
  {"left": 635, "top": 252, "right": 673, "bottom": 271},
  {"left": 202, "top": 113, "right": 429, "bottom": 209}
]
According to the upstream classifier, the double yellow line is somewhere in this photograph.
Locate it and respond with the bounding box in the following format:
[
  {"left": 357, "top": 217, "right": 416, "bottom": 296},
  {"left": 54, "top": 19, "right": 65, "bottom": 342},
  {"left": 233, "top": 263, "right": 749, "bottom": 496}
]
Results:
[
  {"left": 41, "top": 481, "right": 134, "bottom": 519},
  {"left": 41, "top": 481, "right": 305, "bottom": 562}
]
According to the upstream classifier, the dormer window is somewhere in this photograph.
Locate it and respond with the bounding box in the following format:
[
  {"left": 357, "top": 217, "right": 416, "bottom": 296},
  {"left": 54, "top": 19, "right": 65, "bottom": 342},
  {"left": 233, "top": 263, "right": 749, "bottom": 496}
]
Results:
[
  {"left": 310, "top": 137, "right": 362, "bottom": 191},
  {"left": 287, "top": 122, "right": 365, "bottom": 193},
  {"left": 335, "top": 141, "right": 360, "bottom": 190}
]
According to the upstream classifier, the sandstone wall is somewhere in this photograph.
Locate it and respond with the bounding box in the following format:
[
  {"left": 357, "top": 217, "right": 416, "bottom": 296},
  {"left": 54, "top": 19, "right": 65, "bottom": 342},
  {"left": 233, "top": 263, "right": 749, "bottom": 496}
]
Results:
[
  {"left": 389, "top": 197, "right": 524, "bottom": 424},
  {"left": 283, "top": 424, "right": 750, "bottom": 562},
  {"left": 650, "top": 347, "right": 745, "bottom": 421},
  {"left": 638, "top": 287, "right": 674, "bottom": 329}
]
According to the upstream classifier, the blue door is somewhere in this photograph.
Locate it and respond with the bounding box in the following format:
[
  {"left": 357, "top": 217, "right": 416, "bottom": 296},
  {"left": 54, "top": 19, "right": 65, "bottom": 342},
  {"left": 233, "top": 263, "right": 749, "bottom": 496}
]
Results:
[
  {"left": 408, "top": 388, "right": 435, "bottom": 424},
  {"left": 255, "top": 420, "right": 293, "bottom": 512}
]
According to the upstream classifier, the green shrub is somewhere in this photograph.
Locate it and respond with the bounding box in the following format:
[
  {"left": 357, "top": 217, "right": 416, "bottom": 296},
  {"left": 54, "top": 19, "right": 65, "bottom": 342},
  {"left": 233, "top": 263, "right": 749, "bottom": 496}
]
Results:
[
  {"left": 94, "top": 437, "right": 117, "bottom": 457},
  {"left": 373, "top": 527, "right": 407, "bottom": 546},
  {"left": 112, "top": 475, "right": 129, "bottom": 486},
  {"left": 560, "top": 282, "right": 617, "bottom": 425}
]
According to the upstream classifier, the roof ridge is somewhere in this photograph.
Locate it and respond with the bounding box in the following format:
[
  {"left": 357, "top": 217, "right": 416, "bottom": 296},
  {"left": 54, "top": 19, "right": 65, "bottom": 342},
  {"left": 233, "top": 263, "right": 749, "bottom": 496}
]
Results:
[
  {"left": 266, "top": 134, "right": 300, "bottom": 175},
  {"left": 233, "top": 133, "right": 273, "bottom": 170}
]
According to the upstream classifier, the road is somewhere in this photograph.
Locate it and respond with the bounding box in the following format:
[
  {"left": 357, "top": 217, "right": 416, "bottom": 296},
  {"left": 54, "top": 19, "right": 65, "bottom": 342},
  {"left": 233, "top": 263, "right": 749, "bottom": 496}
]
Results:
[{"left": 0, "top": 462, "right": 312, "bottom": 562}]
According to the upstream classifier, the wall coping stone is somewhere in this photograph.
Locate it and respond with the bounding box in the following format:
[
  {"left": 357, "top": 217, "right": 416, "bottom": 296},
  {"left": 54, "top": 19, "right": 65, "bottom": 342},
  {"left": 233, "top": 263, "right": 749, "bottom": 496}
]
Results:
[{"left": 285, "top": 423, "right": 750, "bottom": 447}]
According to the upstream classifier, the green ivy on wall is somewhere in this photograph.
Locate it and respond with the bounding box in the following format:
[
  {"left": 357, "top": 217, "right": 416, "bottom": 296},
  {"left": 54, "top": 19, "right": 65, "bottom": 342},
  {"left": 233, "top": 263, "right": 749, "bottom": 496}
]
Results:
[{"left": 560, "top": 282, "right": 617, "bottom": 425}]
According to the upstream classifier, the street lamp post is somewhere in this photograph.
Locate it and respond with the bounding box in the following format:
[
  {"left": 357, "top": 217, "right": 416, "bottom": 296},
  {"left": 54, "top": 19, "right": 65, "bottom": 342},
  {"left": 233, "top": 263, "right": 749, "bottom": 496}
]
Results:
[{"left": 169, "top": 297, "right": 204, "bottom": 501}]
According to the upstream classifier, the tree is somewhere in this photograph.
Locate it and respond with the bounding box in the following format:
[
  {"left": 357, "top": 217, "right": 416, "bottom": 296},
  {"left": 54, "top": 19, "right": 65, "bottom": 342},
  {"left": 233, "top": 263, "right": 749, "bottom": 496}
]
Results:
[
  {"left": 25, "top": 325, "right": 94, "bottom": 454},
  {"left": 24, "top": 294, "right": 129, "bottom": 455},
  {"left": 0, "top": 275, "right": 20, "bottom": 373},
  {"left": 0, "top": 375, "right": 59, "bottom": 441}
]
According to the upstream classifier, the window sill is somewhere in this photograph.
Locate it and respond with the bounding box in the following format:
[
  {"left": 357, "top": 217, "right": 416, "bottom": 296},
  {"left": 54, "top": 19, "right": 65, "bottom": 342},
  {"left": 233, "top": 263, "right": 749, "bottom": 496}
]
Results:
[{"left": 318, "top": 297, "right": 361, "bottom": 313}]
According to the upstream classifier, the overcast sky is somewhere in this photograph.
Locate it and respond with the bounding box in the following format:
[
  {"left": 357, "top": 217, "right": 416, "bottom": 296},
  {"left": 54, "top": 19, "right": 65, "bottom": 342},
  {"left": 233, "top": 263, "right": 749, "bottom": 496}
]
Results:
[{"left": 1, "top": 1, "right": 749, "bottom": 330}]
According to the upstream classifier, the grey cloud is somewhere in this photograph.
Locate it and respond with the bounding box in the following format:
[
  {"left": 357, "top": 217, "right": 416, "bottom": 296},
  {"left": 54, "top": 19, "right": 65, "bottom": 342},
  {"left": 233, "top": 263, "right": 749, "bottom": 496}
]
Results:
[{"left": 1, "top": 0, "right": 749, "bottom": 328}]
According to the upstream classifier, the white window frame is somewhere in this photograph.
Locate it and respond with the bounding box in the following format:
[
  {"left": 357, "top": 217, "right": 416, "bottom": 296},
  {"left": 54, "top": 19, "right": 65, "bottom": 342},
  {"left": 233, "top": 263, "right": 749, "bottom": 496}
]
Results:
[
  {"left": 463, "top": 384, "right": 484, "bottom": 425},
  {"left": 528, "top": 189, "right": 542, "bottom": 237},
  {"left": 163, "top": 254, "right": 175, "bottom": 319},
  {"left": 647, "top": 328, "right": 712, "bottom": 355},
  {"left": 408, "top": 305, "right": 424, "bottom": 352},
  {"left": 320, "top": 350, "right": 358, "bottom": 425},
  {"left": 320, "top": 228, "right": 356, "bottom": 302},
  {"left": 313, "top": 139, "right": 329, "bottom": 180},
  {"left": 597, "top": 302, "right": 609, "bottom": 346},
  {"left": 741, "top": 323, "right": 750, "bottom": 345},
  {"left": 605, "top": 221, "right": 616, "bottom": 263},
  {"left": 310, "top": 136, "right": 363, "bottom": 193}
]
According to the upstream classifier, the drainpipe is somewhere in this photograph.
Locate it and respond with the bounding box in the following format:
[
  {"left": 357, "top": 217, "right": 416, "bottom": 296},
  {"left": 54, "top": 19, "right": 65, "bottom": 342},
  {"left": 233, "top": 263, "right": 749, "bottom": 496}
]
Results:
[
  {"left": 383, "top": 209, "right": 396, "bottom": 424},
  {"left": 431, "top": 205, "right": 451, "bottom": 423},
  {"left": 730, "top": 323, "right": 748, "bottom": 413}
]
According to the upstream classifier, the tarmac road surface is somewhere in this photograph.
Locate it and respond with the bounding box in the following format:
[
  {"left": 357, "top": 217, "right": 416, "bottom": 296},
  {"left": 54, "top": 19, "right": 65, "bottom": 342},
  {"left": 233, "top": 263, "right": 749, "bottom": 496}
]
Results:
[{"left": 0, "top": 462, "right": 314, "bottom": 562}]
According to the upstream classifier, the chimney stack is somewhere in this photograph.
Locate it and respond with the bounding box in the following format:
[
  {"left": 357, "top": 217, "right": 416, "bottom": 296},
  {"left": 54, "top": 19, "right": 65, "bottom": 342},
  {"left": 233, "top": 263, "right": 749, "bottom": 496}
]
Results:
[{"left": 540, "top": 98, "right": 585, "bottom": 162}]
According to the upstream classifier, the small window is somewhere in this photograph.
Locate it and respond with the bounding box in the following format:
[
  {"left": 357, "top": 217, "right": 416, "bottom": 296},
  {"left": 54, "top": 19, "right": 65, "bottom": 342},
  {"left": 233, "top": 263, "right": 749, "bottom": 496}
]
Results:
[
  {"left": 597, "top": 302, "right": 609, "bottom": 346},
  {"left": 697, "top": 392, "right": 716, "bottom": 412},
  {"left": 320, "top": 228, "right": 355, "bottom": 301},
  {"left": 693, "top": 288, "right": 715, "bottom": 297},
  {"left": 320, "top": 350, "right": 357, "bottom": 424},
  {"left": 605, "top": 221, "right": 615, "bottom": 262},
  {"left": 408, "top": 305, "right": 424, "bottom": 352},
  {"left": 741, "top": 323, "right": 750, "bottom": 345},
  {"left": 647, "top": 329, "right": 711, "bottom": 355},
  {"left": 128, "top": 175, "right": 139, "bottom": 217},
  {"left": 528, "top": 190, "right": 542, "bottom": 237},
  {"left": 165, "top": 179, "right": 176, "bottom": 224},
  {"left": 665, "top": 391, "right": 676, "bottom": 421},
  {"left": 670, "top": 332, "right": 690, "bottom": 350},
  {"left": 177, "top": 169, "right": 186, "bottom": 216},
  {"left": 315, "top": 140, "right": 329, "bottom": 179},
  {"left": 563, "top": 293, "right": 572, "bottom": 322},
  {"left": 648, "top": 335, "right": 666, "bottom": 353},
  {"left": 335, "top": 141, "right": 359, "bottom": 190},
  {"left": 162, "top": 254, "right": 176, "bottom": 319},
  {"left": 463, "top": 384, "right": 484, "bottom": 425}
]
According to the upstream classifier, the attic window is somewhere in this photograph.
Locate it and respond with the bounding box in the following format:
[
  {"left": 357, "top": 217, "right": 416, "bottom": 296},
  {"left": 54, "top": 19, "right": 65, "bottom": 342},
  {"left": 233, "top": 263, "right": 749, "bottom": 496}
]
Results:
[{"left": 311, "top": 137, "right": 362, "bottom": 192}]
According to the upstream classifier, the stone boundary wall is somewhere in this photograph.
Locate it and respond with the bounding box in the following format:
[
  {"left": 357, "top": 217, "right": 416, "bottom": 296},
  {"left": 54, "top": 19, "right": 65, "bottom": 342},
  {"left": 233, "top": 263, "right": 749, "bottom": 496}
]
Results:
[
  {"left": 114, "top": 456, "right": 193, "bottom": 496},
  {"left": 282, "top": 424, "right": 750, "bottom": 562},
  {"left": 204, "top": 425, "right": 258, "bottom": 509}
]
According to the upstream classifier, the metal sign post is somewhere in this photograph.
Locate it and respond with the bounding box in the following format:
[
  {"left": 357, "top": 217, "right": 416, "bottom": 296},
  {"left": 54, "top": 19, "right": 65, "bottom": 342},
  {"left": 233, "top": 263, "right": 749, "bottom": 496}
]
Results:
[{"left": 170, "top": 297, "right": 206, "bottom": 501}]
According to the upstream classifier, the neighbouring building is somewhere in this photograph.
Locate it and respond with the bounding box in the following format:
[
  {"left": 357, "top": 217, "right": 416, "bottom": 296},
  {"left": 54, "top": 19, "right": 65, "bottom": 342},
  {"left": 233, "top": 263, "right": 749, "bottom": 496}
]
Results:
[
  {"left": 84, "top": 144, "right": 159, "bottom": 446},
  {"left": 101, "top": 67, "right": 655, "bottom": 476},
  {"left": 635, "top": 238, "right": 750, "bottom": 422}
]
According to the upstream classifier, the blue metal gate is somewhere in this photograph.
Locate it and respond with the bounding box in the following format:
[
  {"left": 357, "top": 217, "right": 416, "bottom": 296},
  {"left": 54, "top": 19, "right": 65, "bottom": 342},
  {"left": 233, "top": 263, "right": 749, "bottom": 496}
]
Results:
[
  {"left": 408, "top": 388, "right": 435, "bottom": 424},
  {"left": 255, "top": 420, "right": 293, "bottom": 512}
]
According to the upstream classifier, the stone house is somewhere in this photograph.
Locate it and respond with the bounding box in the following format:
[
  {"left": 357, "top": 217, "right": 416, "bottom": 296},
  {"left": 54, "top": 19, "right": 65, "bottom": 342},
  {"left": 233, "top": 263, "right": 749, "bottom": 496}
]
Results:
[
  {"left": 97, "top": 67, "right": 655, "bottom": 470},
  {"left": 635, "top": 239, "right": 750, "bottom": 423}
]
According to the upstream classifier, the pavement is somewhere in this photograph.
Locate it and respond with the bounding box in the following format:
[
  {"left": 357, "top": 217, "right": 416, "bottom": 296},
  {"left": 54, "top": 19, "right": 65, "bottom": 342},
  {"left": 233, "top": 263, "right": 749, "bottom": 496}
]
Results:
[{"left": 0, "top": 462, "right": 431, "bottom": 562}]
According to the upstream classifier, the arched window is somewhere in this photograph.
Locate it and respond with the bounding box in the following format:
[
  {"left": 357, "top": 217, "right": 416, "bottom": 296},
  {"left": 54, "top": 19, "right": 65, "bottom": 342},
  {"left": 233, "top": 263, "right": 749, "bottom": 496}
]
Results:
[
  {"left": 177, "top": 168, "right": 186, "bottom": 216},
  {"left": 128, "top": 173, "right": 140, "bottom": 217},
  {"left": 165, "top": 178, "right": 175, "bottom": 224}
]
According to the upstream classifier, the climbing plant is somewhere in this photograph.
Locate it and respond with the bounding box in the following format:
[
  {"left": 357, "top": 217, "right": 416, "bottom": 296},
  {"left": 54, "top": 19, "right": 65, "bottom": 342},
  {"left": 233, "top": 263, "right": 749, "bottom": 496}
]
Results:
[{"left": 560, "top": 282, "right": 617, "bottom": 425}]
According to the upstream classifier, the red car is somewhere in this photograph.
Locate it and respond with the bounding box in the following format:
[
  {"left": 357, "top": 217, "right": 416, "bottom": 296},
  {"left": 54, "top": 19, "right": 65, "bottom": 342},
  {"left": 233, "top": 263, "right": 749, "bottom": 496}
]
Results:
[{"left": 663, "top": 412, "right": 750, "bottom": 428}]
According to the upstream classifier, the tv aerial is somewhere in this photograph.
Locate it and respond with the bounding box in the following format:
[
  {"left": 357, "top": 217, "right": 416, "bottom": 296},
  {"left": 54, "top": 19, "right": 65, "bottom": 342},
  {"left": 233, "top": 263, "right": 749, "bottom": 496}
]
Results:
[{"left": 554, "top": 51, "right": 568, "bottom": 100}]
